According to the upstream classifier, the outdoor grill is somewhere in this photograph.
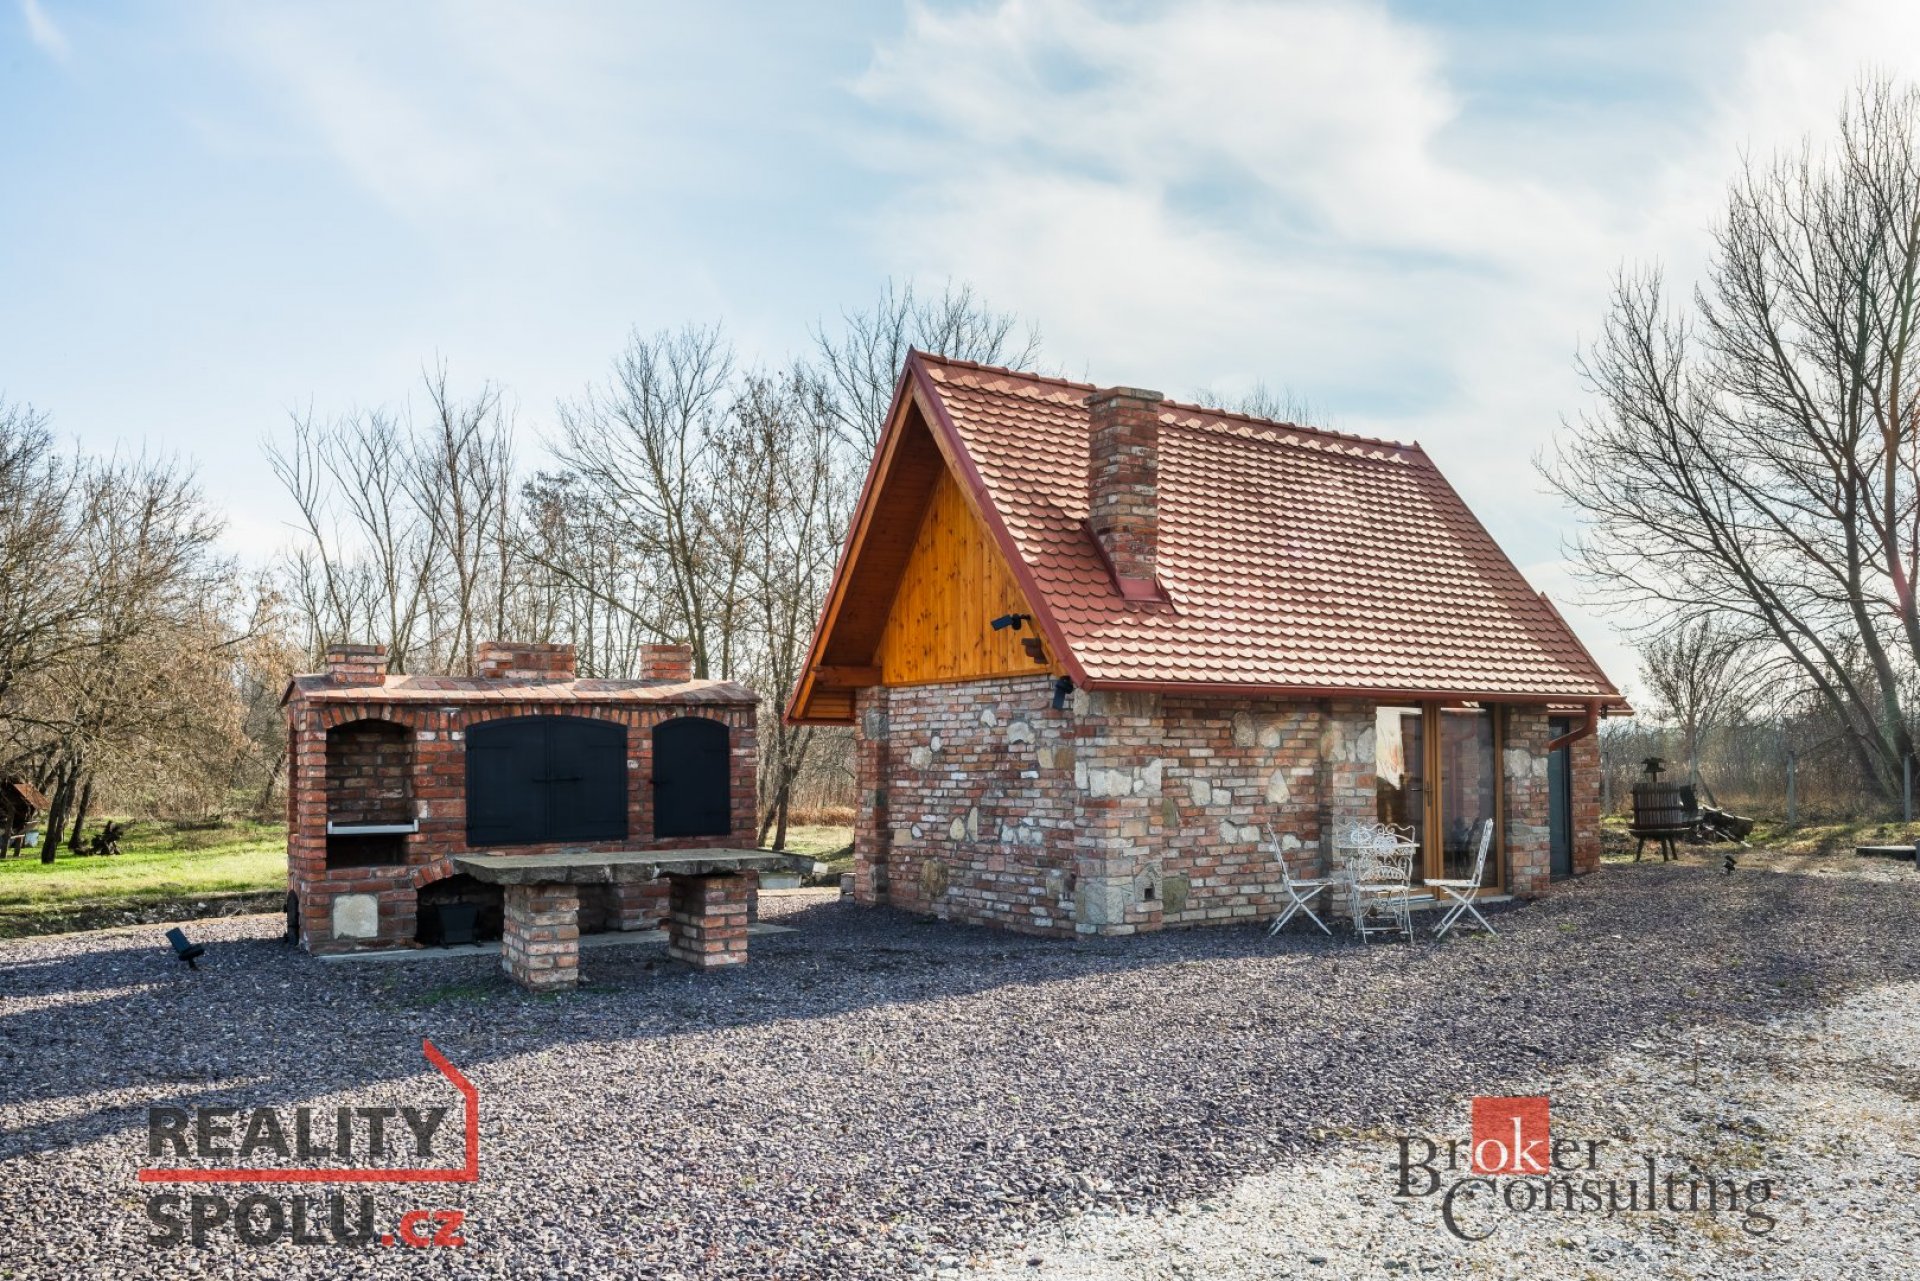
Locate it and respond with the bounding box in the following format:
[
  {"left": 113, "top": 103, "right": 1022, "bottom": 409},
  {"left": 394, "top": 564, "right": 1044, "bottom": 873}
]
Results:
[{"left": 282, "top": 640, "right": 780, "bottom": 987}]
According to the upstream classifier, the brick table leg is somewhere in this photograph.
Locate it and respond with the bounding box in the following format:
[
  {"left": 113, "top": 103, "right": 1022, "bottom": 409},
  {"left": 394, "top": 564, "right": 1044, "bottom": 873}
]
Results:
[
  {"left": 609, "top": 879, "right": 669, "bottom": 931},
  {"left": 666, "top": 874, "right": 750, "bottom": 969},
  {"left": 501, "top": 882, "right": 580, "bottom": 990}
]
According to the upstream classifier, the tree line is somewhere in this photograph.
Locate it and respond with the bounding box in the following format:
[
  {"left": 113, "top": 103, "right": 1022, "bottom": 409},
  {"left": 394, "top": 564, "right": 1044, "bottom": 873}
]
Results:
[
  {"left": 266, "top": 281, "right": 1038, "bottom": 847},
  {"left": 1, "top": 281, "right": 1039, "bottom": 855}
]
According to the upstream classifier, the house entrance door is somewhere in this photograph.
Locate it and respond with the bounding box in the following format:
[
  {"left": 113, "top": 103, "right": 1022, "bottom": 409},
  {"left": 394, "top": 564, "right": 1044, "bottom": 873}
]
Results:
[{"left": 1373, "top": 703, "right": 1503, "bottom": 892}]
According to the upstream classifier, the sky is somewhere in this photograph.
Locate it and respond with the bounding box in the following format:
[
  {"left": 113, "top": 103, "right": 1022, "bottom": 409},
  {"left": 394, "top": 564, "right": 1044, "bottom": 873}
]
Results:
[{"left": 6, "top": 0, "right": 1920, "bottom": 694}]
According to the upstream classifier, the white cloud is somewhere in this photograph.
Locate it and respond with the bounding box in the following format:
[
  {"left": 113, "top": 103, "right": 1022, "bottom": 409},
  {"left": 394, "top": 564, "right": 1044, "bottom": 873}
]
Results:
[
  {"left": 20, "top": 0, "right": 68, "bottom": 60},
  {"left": 850, "top": 0, "right": 1920, "bottom": 684}
]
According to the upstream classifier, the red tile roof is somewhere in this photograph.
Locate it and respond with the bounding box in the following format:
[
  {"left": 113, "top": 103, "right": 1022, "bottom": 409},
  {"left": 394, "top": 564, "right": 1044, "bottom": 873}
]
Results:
[
  {"left": 901, "top": 352, "right": 1621, "bottom": 704},
  {"left": 284, "top": 674, "right": 757, "bottom": 706}
]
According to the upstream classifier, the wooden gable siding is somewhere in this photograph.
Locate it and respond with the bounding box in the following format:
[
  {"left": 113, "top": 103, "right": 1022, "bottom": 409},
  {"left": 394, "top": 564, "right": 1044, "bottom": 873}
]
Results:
[{"left": 875, "top": 466, "right": 1047, "bottom": 685}]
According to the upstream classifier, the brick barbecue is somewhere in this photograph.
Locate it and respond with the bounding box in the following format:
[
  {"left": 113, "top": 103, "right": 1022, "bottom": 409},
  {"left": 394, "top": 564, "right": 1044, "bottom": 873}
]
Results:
[{"left": 283, "top": 640, "right": 774, "bottom": 986}]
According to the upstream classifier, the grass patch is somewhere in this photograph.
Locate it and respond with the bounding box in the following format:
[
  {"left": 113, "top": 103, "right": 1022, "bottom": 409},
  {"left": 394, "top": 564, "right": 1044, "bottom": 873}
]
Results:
[
  {"left": 1601, "top": 812, "right": 1920, "bottom": 860},
  {"left": 774, "top": 824, "right": 853, "bottom": 861},
  {"left": 0, "top": 818, "right": 286, "bottom": 939}
]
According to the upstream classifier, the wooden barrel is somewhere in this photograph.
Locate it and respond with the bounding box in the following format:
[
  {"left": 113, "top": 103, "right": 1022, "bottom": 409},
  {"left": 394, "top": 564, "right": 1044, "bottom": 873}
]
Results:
[{"left": 1631, "top": 781, "right": 1695, "bottom": 831}]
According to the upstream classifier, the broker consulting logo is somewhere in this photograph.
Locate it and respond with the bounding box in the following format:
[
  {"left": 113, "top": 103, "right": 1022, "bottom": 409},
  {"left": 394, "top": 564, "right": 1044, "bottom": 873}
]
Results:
[
  {"left": 140, "top": 1038, "right": 477, "bottom": 1250},
  {"left": 1393, "top": 1095, "right": 1778, "bottom": 1242}
]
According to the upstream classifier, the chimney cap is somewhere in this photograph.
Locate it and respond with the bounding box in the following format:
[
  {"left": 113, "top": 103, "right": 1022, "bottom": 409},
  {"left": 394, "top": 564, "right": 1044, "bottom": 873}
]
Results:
[{"left": 1086, "top": 386, "right": 1164, "bottom": 406}]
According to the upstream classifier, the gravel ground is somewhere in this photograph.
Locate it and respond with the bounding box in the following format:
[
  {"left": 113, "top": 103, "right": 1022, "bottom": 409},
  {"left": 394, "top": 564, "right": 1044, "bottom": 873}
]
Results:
[
  {"left": 977, "top": 970, "right": 1920, "bottom": 1280},
  {"left": 4, "top": 855, "right": 1919, "bottom": 1279}
]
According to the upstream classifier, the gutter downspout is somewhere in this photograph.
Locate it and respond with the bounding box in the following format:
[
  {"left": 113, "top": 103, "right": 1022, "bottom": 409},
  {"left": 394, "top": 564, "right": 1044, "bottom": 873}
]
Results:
[{"left": 1545, "top": 700, "right": 1603, "bottom": 754}]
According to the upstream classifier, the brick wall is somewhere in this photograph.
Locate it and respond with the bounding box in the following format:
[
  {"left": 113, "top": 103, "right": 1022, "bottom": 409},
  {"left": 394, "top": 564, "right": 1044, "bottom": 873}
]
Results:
[
  {"left": 1086, "top": 388, "right": 1164, "bottom": 587},
  {"left": 1570, "top": 730, "right": 1602, "bottom": 876},
  {"left": 851, "top": 681, "right": 1569, "bottom": 938},
  {"left": 474, "top": 641, "right": 576, "bottom": 681},
  {"left": 288, "top": 697, "right": 757, "bottom": 953},
  {"left": 501, "top": 883, "right": 580, "bottom": 990},
  {"left": 1504, "top": 707, "right": 1553, "bottom": 897},
  {"left": 323, "top": 719, "right": 414, "bottom": 827},
  {"left": 1152, "top": 695, "right": 1326, "bottom": 928},
  {"left": 857, "top": 675, "right": 1079, "bottom": 935}
]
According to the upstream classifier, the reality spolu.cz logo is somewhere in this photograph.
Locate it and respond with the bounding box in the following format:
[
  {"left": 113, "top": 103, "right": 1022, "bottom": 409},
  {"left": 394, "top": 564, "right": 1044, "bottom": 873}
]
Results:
[
  {"left": 1394, "top": 1095, "right": 1778, "bottom": 1242},
  {"left": 140, "top": 1039, "right": 477, "bottom": 1249}
]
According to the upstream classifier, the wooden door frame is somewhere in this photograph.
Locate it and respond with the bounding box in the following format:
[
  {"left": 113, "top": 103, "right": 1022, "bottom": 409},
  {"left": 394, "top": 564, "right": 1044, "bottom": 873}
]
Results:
[{"left": 1415, "top": 702, "right": 1504, "bottom": 893}]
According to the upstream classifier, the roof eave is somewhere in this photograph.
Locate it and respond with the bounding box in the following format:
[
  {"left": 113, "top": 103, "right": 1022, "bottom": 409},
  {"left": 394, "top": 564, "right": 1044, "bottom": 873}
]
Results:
[{"left": 1076, "top": 675, "right": 1633, "bottom": 708}]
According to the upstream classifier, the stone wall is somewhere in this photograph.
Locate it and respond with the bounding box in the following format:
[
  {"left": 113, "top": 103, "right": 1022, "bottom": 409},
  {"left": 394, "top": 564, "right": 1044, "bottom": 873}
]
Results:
[
  {"left": 1504, "top": 707, "right": 1553, "bottom": 897},
  {"left": 855, "top": 675, "right": 1079, "bottom": 934},
  {"left": 852, "top": 679, "right": 1568, "bottom": 937}
]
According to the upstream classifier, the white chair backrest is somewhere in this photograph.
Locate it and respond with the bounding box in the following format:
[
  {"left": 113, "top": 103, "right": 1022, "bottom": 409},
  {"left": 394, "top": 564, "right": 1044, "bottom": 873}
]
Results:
[
  {"left": 1466, "top": 818, "right": 1494, "bottom": 887},
  {"left": 1264, "top": 825, "right": 1298, "bottom": 888}
]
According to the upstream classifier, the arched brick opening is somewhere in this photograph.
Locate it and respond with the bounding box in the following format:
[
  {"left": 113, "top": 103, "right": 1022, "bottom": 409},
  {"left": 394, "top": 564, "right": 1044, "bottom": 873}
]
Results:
[{"left": 324, "top": 717, "right": 416, "bottom": 868}]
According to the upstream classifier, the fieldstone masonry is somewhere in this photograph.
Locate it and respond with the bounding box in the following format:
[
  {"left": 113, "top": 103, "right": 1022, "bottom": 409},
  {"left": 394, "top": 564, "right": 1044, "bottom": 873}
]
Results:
[
  {"left": 1503, "top": 708, "right": 1554, "bottom": 896},
  {"left": 854, "top": 675, "right": 1580, "bottom": 937}
]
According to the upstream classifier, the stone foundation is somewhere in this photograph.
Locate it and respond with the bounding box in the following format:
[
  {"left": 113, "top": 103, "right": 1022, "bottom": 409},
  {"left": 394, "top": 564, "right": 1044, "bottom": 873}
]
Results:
[
  {"left": 666, "top": 874, "right": 749, "bottom": 968},
  {"left": 501, "top": 883, "right": 580, "bottom": 990}
]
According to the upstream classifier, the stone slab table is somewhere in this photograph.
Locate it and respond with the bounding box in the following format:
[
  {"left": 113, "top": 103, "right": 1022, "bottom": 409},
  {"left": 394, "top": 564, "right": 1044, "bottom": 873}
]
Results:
[{"left": 452, "top": 849, "right": 797, "bottom": 989}]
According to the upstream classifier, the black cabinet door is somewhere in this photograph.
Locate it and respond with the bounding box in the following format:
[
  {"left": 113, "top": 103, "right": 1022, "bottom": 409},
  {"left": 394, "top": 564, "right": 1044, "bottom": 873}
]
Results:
[
  {"left": 466, "top": 716, "right": 628, "bottom": 846},
  {"left": 546, "top": 717, "right": 629, "bottom": 842},
  {"left": 466, "top": 718, "right": 547, "bottom": 846},
  {"left": 651, "top": 717, "right": 732, "bottom": 838}
]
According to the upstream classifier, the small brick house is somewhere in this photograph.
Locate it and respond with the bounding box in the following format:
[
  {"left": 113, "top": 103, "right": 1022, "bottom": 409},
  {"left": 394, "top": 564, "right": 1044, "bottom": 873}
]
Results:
[
  {"left": 284, "top": 640, "right": 759, "bottom": 961},
  {"left": 788, "top": 353, "right": 1624, "bottom": 937}
]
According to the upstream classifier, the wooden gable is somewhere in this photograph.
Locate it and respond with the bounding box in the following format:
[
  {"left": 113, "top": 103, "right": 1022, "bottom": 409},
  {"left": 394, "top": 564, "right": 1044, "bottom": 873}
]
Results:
[
  {"left": 875, "top": 466, "right": 1045, "bottom": 686},
  {"left": 788, "top": 383, "right": 1051, "bottom": 723}
]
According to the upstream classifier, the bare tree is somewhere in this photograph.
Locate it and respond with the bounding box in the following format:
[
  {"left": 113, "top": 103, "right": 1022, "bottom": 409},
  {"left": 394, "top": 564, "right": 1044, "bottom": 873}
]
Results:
[
  {"left": 719, "top": 369, "right": 853, "bottom": 846},
  {"left": 1638, "top": 618, "right": 1765, "bottom": 791},
  {"left": 554, "top": 325, "right": 747, "bottom": 678},
  {"left": 812, "top": 279, "right": 1042, "bottom": 454},
  {"left": 1192, "top": 382, "right": 1325, "bottom": 425},
  {"left": 266, "top": 367, "right": 517, "bottom": 674},
  {"left": 1547, "top": 76, "right": 1920, "bottom": 802}
]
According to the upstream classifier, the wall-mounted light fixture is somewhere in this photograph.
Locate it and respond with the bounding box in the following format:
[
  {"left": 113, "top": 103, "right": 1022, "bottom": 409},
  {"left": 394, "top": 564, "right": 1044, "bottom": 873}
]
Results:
[
  {"left": 990, "top": 613, "right": 1032, "bottom": 632},
  {"left": 1051, "top": 676, "right": 1074, "bottom": 710}
]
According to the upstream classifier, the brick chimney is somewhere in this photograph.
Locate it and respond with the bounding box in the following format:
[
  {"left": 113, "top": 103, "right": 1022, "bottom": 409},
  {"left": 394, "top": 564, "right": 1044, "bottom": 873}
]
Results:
[
  {"left": 639, "top": 643, "right": 695, "bottom": 683},
  {"left": 325, "top": 644, "right": 389, "bottom": 686},
  {"left": 474, "top": 641, "right": 577, "bottom": 682},
  {"left": 1086, "top": 385, "right": 1164, "bottom": 599}
]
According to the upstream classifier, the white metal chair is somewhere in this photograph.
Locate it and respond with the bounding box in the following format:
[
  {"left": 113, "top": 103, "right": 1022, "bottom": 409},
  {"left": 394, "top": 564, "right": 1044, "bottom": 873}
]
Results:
[
  {"left": 1264, "top": 825, "right": 1333, "bottom": 936},
  {"left": 1431, "top": 818, "right": 1496, "bottom": 938},
  {"left": 1349, "top": 827, "right": 1415, "bottom": 942}
]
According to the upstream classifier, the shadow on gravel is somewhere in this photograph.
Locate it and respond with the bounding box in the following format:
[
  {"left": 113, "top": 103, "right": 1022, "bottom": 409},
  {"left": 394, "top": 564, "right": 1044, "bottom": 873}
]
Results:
[{"left": 4, "top": 862, "right": 1920, "bottom": 1274}]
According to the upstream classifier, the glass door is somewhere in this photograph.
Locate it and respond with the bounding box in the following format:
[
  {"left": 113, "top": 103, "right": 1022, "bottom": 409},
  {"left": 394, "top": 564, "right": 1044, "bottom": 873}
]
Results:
[
  {"left": 1373, "top": 705, "right": 1426, "bottom": 851},
  {"left": 1370, "top": 703, "right": 1502, "bottom": 891},
  {"left": 1435, "top": 706, "right": 1499, "bottom": 887}
]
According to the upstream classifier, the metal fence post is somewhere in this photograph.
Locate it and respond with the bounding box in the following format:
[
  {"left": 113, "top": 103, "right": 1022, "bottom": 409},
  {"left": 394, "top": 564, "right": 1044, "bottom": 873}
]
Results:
[{"left": 1905, "top": 754, "right": 1912, "bottom": 824}]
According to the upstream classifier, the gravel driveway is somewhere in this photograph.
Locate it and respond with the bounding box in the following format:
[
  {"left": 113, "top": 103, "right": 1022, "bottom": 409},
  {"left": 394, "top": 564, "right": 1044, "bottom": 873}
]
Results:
[{"left": 4, "top": 856, "right": 1918, "bottom": 1279}]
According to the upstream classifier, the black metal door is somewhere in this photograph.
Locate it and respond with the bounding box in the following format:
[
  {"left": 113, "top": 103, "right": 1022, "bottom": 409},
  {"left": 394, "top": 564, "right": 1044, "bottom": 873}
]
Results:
[
  {"left": 1548, "top": 717, "right": 1573, "bottom": 879},
  {"left": 466, "top": 716, "right": 628, "bottom": 846},
  {"left": 652, "top": 717, "right": 731, "bottom": 838},
  {"left": 467, "top": 718, "right": 547, "bottom": 845},
  {"left": 545, "top": 717, "right": 628, "bottom": 842}
]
